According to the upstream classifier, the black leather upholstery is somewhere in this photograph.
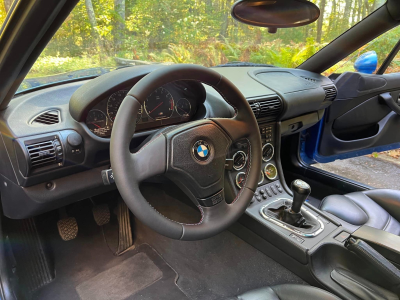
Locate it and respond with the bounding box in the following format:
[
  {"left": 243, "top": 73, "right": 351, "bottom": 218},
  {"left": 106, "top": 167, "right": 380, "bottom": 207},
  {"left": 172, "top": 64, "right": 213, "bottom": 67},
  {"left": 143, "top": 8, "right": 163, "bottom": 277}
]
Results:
[
  {"left": 226, "top": 284, "right": 341, "bottom": 300},
  {"left": 320, "top": 189, "right": 400, "bottom": 234}
]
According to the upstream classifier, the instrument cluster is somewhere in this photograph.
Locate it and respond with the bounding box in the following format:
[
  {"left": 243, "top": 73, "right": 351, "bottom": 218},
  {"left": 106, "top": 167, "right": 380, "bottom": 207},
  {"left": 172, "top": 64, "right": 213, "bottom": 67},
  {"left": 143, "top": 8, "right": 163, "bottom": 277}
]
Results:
[{"left": 85, "top": 81, "right": 203, "bottom": 137}]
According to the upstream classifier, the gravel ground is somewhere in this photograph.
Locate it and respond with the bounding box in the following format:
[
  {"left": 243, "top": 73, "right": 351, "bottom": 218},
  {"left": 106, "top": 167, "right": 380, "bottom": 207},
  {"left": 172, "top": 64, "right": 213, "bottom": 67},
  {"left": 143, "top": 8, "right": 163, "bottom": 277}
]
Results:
[{"left": 314, "top": 154, "right": 400, "bottom": 189}]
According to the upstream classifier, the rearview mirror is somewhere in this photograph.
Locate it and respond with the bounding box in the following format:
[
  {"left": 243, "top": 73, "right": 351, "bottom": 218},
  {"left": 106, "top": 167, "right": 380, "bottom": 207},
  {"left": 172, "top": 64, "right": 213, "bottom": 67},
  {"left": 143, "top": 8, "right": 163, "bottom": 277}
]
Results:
[{"left": 231, "top": 0, "right": 320, "bottom": 33}]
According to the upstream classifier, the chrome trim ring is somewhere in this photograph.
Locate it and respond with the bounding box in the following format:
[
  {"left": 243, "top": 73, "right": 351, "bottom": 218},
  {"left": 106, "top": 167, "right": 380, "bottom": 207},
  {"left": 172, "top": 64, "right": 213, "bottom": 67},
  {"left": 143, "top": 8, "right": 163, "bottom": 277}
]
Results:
[
  {"left": 258, "top": 170, "right": 264, "bottom": 185},
  {"left": 232, "top": 151, "right": 248, "bottom": 171},
  {"left": 264, "top": 163, "right": 277, "bottom": 180},
  {"left": 262, "top": 143, "right": 274, "bottom": 162},
  {"left": 259, "top": 198, "right": 325, "bottom": 237},
  {"left": 235, "top": 172, "right": 246, "bottom": 189}
]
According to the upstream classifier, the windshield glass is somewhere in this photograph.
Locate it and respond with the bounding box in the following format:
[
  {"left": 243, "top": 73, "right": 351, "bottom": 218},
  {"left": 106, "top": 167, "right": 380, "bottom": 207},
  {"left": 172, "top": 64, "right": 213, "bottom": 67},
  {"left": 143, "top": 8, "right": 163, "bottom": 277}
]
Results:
[{"left": 17, "top": 0, "right": 385, "bottom": 93}]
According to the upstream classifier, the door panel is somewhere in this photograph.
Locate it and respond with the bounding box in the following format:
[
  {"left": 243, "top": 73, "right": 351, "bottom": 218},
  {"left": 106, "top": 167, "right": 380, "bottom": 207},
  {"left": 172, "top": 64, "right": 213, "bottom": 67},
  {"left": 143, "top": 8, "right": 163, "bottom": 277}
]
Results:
[{"left": 304, "top": 72, "right": 400, "bottom": 163}]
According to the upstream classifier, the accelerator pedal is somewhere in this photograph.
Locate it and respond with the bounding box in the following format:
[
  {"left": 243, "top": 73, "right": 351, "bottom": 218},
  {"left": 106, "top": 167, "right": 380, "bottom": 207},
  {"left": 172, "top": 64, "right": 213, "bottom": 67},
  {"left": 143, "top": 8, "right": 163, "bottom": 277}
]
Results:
[
  {"left": 57, "top": 207, "right": 78, "bottom": 241},
  {"left": 115, "top": 199, "right": 135, "bottom": 255},
  {"left": 92, "top": 203, "right": 110, "bottom": 226}
]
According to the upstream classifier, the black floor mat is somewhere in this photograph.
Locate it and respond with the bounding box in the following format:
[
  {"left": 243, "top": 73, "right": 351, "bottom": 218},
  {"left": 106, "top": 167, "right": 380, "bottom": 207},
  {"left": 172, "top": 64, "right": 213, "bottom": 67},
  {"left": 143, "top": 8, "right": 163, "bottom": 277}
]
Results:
[
  {"left": 136, "top": 184, "right": 306, "bottom": 300},
  {"left": 33, "top": 201, "right": 188, "bottom": 300}
]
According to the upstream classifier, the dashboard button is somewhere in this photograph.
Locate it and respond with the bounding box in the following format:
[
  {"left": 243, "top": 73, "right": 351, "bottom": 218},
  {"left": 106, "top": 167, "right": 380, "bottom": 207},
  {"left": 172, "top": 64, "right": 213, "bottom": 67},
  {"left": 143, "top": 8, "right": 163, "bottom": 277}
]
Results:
[
  {"left": 271, "top": 186, "right": 278, "bottom": 195},
  {"left": 256, "top": 196, "right": 262, "bottom": 202},
  {"left": 262, "top": 194, "right": 268, "bottom": 200},
  {"left": 266, "top": 188, "right": 273, "bottom": 197}
]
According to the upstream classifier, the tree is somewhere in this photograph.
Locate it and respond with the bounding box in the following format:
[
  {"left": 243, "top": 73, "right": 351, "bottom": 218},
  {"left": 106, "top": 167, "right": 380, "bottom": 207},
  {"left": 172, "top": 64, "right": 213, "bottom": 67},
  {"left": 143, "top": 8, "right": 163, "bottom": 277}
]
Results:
[
  {"left": 114, "top": 0, "right": 125, "bottom": 53},
  {"left": 84, "top": 0, "right": 104, "bottom": 59},
  {"left": 316, "top": 0, "right": 326, "bottom": 43}
]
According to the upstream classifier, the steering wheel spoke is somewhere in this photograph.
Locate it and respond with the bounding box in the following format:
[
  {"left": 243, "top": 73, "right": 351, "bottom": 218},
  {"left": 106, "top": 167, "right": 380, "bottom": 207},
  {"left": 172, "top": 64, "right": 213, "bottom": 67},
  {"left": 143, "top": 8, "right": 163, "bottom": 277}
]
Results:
[{"left": 132, "top": 133, "right": 167, "bottom": 182}]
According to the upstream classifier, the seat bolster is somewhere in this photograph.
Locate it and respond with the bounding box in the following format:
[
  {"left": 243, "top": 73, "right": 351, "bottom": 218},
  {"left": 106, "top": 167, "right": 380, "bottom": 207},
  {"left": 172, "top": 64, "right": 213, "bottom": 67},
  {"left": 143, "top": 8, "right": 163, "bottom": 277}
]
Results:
[
  {"left": 363, "top": 189, "right": 400, "bottom": 222},
  {"left": 236, "top": 287, "right": 280, "bottom": 300},
  {"left": 320, "top": 194, "right": 368, "bottom": 225},
  {"left": 233, "top": 285, "right": 340, "bottom": 300},
  {"left": 271, "top": 284, "right": 341, "bottom": 300}
]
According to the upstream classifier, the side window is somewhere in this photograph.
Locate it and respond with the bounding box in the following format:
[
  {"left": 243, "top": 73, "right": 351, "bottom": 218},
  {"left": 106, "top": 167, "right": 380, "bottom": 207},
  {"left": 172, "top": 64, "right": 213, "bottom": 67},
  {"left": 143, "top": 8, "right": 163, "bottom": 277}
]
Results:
[{"left": 324, "top": 26, "right": 400, "bottom": 77}]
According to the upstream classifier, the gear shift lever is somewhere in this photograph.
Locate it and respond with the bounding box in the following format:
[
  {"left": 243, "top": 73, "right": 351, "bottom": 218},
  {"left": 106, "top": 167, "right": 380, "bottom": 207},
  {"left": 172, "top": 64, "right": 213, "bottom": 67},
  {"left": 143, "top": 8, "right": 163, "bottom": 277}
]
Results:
[{"left": 290, "top": 179, "right": 311, "bottom": 213}]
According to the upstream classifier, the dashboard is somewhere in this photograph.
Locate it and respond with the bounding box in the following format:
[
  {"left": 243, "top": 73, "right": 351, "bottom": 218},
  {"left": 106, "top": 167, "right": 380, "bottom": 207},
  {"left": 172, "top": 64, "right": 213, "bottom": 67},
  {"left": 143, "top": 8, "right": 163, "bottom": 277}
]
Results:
[
  {"left": 0, "top": 65, "right": 336, "bottom": 219},
  {"left": 85, "top": 80, "right": 204, "bottom": 137}
]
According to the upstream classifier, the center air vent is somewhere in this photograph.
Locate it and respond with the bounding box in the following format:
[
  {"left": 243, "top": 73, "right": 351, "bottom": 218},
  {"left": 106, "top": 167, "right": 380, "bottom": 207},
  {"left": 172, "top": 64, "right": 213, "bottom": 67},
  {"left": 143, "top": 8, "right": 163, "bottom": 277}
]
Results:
[
  {"left": 323, "top": 86, "right": 337, "bottom": 101},
  {"left": 249, "top": 96, "right": 282, "bottom": 120},
  {"left": 31, "top": 110, "right": 60, "bottom": 125}
]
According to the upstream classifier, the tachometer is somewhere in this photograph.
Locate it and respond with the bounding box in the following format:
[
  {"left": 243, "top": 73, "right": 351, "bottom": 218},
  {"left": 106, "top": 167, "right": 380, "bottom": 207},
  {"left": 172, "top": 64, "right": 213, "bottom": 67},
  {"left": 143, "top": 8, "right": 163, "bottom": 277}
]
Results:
[
  {"left": 107, "top": 90, "right": 142, "bottom": 123},
  {"left": 144, "top": 87, "right": 174, "bottom": 120},
  {"left": 86, "top": 109, "right": 111, "bottom": 137}
]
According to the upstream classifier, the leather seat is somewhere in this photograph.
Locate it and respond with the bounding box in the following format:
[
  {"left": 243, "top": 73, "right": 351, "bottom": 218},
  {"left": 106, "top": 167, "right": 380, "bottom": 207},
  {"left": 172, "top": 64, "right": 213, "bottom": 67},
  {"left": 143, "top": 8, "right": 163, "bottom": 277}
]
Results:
[
  {"left": 226, "top": 284, "right": 340, "bottom": 300},
  {"left": 320, "top": 189, "right": 400, "bottom": 234}
]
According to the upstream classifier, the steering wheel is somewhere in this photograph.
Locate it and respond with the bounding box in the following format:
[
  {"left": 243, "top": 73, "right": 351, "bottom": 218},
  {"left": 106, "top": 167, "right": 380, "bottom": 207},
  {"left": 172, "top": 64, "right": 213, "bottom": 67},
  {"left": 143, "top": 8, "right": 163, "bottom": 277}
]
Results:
[{"left": 110, "top": 64, "right": 262, "bottom": 241}]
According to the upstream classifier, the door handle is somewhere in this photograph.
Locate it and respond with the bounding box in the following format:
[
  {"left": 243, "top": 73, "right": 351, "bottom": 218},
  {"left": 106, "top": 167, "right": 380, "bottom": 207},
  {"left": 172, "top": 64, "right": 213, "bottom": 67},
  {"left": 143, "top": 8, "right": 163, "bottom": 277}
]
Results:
[{"left": 379, "top": 92, "right": 400, "bottom": 115}]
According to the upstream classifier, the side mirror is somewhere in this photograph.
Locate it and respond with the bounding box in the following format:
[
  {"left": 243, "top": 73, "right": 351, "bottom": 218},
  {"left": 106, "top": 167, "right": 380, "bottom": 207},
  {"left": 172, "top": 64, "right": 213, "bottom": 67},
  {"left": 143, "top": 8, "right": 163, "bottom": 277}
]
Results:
[{"left": 354, "top": 51, "right": 378, "bottom": 74}]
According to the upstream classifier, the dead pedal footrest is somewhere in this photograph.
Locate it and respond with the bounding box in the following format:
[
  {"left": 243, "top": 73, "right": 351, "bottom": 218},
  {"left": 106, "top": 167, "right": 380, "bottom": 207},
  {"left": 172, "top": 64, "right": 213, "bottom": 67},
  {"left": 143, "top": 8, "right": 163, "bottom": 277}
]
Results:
[
  {"left": 92, "top": 204, "right": 110, "bottom": 226},
  {"left": 57, "top": 217, "right": 78, "bottom": 241}
]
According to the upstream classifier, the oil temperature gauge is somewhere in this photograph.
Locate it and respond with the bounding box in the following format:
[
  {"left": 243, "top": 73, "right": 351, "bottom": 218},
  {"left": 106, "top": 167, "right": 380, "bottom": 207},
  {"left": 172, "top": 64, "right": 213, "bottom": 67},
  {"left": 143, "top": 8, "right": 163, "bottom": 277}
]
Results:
[
  {"left": 236, "top": 172, "right": 246, "bottom": 189},
  {"left": 264, "top": 163, "right": 278, "bottom": 180},
  {"left": 232, "top": 151, "right": 247, "bottom": 171}
]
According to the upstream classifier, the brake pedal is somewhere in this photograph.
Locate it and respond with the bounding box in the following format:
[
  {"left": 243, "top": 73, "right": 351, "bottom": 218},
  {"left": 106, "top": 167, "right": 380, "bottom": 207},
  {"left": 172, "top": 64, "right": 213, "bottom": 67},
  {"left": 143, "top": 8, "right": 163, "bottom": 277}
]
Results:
[
  {"left": 92, "top": 203, "right": 110, "bottom": 226},
  {"left": 57, "top": 217, "right": 78, "bottom": 241}
]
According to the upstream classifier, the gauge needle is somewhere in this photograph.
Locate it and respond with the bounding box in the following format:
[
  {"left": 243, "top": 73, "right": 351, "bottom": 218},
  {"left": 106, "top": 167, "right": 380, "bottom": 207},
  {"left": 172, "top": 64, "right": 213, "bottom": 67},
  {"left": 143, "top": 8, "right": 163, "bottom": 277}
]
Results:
[
  {"left": 178, "top": 106, "right": 188, "bottom": 114},
  {"left": 91, "top": 123, "right": 101, "bottom": 128},
  {"left": 149, "top": 102, "right": 163, "bottom": 114}
]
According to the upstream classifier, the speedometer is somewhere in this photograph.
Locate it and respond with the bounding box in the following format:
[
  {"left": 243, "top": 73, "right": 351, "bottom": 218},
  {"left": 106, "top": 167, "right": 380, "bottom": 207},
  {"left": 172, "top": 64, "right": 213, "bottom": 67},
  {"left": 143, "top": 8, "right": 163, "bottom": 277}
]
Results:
[
  {"left": 107, "top": 90, "right": 142, "bottom": 123},
  {"left": 144, "top": 87, "right": 174, "bottom": 120}
]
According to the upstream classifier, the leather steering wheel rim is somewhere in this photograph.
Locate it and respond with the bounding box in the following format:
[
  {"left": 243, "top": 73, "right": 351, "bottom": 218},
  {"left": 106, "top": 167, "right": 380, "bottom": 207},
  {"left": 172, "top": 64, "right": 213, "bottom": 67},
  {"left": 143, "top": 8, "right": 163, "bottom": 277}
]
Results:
[{"left": 110, "top": 64, "right": 262, "bottom": 241}]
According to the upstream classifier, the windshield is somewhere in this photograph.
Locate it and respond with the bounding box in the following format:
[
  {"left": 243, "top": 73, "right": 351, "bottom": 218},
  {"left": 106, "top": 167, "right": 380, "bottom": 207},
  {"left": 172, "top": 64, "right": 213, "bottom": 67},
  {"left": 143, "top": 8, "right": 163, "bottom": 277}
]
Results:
[{"left": 17, "top": 0, "right": 385, "bottom": 93}]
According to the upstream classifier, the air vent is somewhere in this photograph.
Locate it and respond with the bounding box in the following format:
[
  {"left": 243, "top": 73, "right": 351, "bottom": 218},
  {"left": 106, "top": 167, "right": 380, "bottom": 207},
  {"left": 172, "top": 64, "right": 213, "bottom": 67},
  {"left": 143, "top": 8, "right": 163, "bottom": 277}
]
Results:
[
  {"left": 31, "top": 110, "right": 60, "bottom": 125},
  {"left": 323, "top": 86, "right": 337, "bottom": 101},
  {"left": 249, "top": 102, "right": 260, "bottom": 118},
  {"left": 248, "top": 96, "right": 282, "bottom": 120},
  {"left": 26, "top": 140, "right": 60, "bottom": 169}
]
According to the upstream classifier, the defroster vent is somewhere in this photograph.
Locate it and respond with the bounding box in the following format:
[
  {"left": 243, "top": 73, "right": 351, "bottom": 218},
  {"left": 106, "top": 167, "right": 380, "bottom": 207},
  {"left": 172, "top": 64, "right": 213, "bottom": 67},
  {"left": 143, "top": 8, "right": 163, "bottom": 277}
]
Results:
[{"left": 31, "top": 110, "right": 60, "bottom": 125}]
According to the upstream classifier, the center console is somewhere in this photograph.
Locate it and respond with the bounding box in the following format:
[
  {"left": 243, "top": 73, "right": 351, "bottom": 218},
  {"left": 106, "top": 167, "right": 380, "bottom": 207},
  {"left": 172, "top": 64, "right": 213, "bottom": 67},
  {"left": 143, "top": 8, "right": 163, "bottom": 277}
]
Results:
[{"left": 228, "top": 121, "right": 400, "bottom": 300}]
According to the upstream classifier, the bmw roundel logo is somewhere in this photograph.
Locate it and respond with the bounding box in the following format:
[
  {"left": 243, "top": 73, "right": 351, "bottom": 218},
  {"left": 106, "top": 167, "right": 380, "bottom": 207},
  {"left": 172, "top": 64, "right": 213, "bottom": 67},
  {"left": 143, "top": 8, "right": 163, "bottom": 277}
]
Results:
[{"left": 192, "top": 140, "right": 211, "bottom": 162}]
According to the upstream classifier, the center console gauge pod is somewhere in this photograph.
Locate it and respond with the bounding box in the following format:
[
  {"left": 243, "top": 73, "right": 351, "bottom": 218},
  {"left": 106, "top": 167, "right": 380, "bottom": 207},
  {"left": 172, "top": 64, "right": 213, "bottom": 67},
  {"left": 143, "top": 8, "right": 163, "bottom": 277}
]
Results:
[
  {"left": 264, "top": 163, "right": 277, "bottom": 180},
  {"left": 236, "top": 172, "right": 246, "bottom": 189},
  {"left": 262, "top": 143, "right": 274, "bottom": 162},
  {"left": 233, "top": 151, "right": 247, "bottom": 170}
]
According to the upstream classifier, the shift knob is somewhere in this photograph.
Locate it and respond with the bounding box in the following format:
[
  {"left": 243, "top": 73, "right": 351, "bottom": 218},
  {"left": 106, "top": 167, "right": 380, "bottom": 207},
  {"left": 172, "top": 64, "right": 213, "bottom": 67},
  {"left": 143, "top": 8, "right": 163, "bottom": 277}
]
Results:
[{"left": 290, "top": 179, "right": 311, "bottom": 213}]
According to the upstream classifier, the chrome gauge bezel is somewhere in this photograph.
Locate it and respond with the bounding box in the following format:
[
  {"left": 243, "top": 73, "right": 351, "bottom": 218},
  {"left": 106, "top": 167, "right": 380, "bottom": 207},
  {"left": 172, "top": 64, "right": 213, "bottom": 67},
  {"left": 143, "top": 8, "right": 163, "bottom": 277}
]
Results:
[
  {"left": 258, "top": 170, "right": 264, "bottom": 185},
  {"left": 235, "top": 172, "right": 246, "bottom": 189},
  {"left": 264, "top": 163, "right": 277, "bottom": 180},
  {"left": 262, "top": 143, "right": 274, "bottom": 162},
  {"left": 232, "top": 151, "right": 248, "bottom": 171},
  {"left": 175, "top": 98, "right": 191, "bottom": 117}
]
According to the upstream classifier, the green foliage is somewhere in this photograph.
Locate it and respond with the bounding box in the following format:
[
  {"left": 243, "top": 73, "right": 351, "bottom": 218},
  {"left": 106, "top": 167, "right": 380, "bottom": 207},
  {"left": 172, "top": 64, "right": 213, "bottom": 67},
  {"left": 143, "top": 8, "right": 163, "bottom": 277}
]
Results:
[{"left": 0, "top": 0, "right": 387, "bottom": 82}]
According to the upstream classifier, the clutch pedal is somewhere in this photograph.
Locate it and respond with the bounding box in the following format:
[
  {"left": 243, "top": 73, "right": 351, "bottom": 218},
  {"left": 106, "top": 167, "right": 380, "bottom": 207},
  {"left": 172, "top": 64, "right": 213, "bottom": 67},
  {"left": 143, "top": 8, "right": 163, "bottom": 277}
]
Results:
[{"left": 92, "top": 203, "right": 110, "bottom": 226}]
